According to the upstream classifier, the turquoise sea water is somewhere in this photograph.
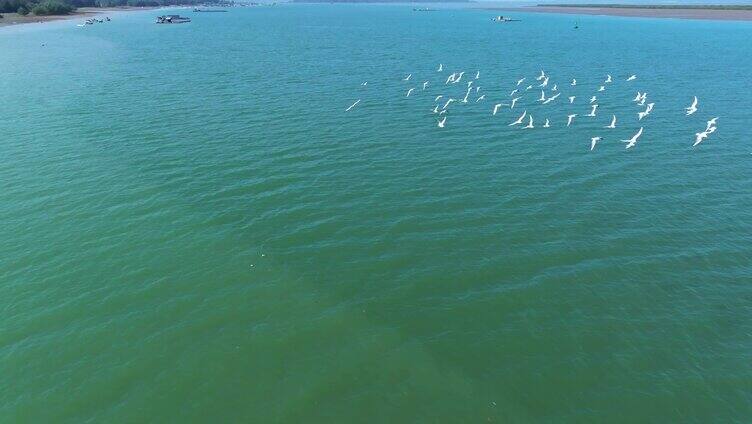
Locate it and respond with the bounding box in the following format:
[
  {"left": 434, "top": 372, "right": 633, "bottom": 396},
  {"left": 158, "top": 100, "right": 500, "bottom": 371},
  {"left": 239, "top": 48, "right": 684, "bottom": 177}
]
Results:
[{"left": 2, "top": 5, "right": 752, "bottom": 422}]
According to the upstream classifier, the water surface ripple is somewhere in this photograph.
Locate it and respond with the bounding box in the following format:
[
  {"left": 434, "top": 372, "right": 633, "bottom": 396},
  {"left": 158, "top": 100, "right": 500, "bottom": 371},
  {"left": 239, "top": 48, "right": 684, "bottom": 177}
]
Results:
[{"left": 1, "top": 5, "right": 752, "bottom": 422}]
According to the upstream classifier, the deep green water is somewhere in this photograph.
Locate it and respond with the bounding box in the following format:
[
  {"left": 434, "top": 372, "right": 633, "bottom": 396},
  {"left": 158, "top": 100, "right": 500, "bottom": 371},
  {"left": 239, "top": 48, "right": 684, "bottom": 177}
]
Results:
[{"left": 2, "top": 4, "right": 752, "bottom": 422}]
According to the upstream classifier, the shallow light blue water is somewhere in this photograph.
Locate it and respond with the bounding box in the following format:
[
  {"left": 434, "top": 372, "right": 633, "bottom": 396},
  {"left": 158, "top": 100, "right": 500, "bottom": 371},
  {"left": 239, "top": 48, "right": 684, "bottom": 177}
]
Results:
[{"left": 1, "top": 5, "right": 752, "bottom": 422}]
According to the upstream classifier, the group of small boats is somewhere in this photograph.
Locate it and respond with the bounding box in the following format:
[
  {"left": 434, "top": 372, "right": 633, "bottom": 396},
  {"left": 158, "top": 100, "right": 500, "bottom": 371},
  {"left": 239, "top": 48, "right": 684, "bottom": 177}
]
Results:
[
  {"left": 76, "top": 16, "right": 110, "bottom": 27},
  {"left": 155, "top": 15, "right": 191, "bottom": 24},
  {"left": 156, "top": 8, "right": 231, "bottom": 24},
  {"left": 492, "top": 15, "right": 520, "bottom": 22}
]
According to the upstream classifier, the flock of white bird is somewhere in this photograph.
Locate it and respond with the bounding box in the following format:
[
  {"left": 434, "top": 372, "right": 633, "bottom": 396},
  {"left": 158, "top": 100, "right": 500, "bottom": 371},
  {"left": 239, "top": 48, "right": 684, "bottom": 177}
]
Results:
[{"left": 346, "top": 65, "right": 719, "bottom": 150}]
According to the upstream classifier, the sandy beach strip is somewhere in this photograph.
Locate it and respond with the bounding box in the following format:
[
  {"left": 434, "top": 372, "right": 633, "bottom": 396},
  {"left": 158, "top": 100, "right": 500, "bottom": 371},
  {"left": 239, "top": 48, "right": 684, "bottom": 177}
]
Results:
[
  {"left": 484, "top": 5, "right": 752, "bottom": 21},
  {"left": 0, "top": 6, "right": 157, "bottom": 28}
]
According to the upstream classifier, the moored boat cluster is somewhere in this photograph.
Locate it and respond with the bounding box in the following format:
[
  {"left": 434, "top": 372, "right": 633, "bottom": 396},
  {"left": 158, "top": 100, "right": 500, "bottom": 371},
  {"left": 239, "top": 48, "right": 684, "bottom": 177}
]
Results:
[{"left": 155, "top": 14, "right": 191, "bottom": 24}]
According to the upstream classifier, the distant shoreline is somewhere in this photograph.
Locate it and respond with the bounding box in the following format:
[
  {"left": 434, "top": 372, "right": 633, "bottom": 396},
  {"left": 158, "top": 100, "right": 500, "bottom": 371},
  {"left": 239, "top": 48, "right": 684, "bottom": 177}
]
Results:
[
  {"left": 485, "top": 4, "right": 752, "bottom": 21},
  {"left": 291, "top": 0, "right": 469, "bottom": 3},
  {"left": 539, "top": 4, "right": 752, "bottom": 10},
  {"left": 0, "top": 6, "right": 158, "bottom": 28}
]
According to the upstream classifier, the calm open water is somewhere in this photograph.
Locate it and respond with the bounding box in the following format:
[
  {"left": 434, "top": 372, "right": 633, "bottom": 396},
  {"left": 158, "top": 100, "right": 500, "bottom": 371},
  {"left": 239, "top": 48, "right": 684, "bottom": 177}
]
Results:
[{"left": 2, "top": 4, "right": 752, "bottom": 422}]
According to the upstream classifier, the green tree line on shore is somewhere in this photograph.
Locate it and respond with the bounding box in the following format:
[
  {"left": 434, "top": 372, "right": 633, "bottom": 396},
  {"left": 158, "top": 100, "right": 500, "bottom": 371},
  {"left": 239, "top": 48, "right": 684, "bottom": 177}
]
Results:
[{"left": 1, "top": 0, "right": 73, "bottom": 14}]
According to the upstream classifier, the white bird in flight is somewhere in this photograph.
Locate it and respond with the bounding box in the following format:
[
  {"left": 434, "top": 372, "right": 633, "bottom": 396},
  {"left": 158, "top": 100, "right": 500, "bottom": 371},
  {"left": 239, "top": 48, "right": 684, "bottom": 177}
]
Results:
[
  {"left": 537, "top": 90, "right": 546, "bottom": 102},
  {"left": 475, "top": 71, "right": 480, "bottom": 80},
  {"left": 693, "top": 131, "right": 709, "bottom": 147},
  {"left": 435, "top": 95, "right": 443, "bottom": 102},
  {"left": 632, "top": 92, "right": 642, "bottom": 102},
  {"left": 598, "top": 85, "right": 605, "bottom": 92},
  {"left": 510, "top": 96, "right": 522, "bottom": 109},
  {"left": 523, "top": 115, "right": 534, "bottom": 129},
  {"left": 361, "top": 81, "right": 367, "bottom": 86},
  {"left": 445, "top": 73, "right": 456, "bottom": 84},
  {"left": 590, "top": 136, "right": 602, "bottom": 151},
  {"left": 543, "top": 118, "right": 550, "bottom": 128},
  {"left": 605, "top": 74, "right": 612, "bottom": 83},
  {"left": 432, "top": 105, "right": 439, "bottom": 114},
  {"left": 637, "top": 93, "right": 647, "bottom": 106},
  {"left": 569, "top": 96, "right": 575, "bottom": 104},
  {"left": 552, "top": 84, "right": 558, "bottom": 92},
  {"left": 442, "top": 98, "right": 455, "bottom": 110},
  {"left": 685, "top": 96, "right": 698, "bottom": 115},
  {"left": 516, "top": 77, "right": 525, "bottom": 86},
  {"left": 536, "top": 69, "right": 546, "bottom": 81},
  {"left": 567, "top": 114, "right": 577, "bottom": 127},
  {"left": 587, "top": 104, "right": 598, "bottom": 117},
  {"left": 538, "top": 76, "right": 549, "bottom": 88},
  {"left": 455, "top": 71, "right": 465, "bottom": 83},
  {"left": 590, "top": 96, "right": 597, "bottom": 104},
  {"left": 705, "top": 117, "right": 718, "bottom": 131},
  {"left": 476, "top": 95, "right": 486, "bottom": 102},
  {"left": 627, "top": 74, "right": 637, "bottom": 81},
  {"left": 605, "top": 114, "right": 616, "bottom": 128},
  {"left": 638, "top": 102, "right": 654, "bottom": 120},
  {"left": 437, "top": 63, "right": 443, "bottom": 72},
  {"left": 438, "top": 116, "right": 446, "bottom": 128},
  {"left": 493, "top": 103, "right": 503, "bottom": 115},
  {"left": 467, "top": 80, "right": 473, "bottom": 88},
  {"left": 510, "top": 88, "right": 518, "bottom": 97},
  {"left": 406, "top": 88, "right": 415, "bottom": 97},
  {"left": 571, "top": 79, "right": 577, "bottom": 86},
  {"left": 542, "top": 93, "right": 560, "bottom": 105},
  {"left": 345, "top": 99, "right": 360, "bottom": 112},
  {"left": 694, "top": 118, "right": 718, "bottom": 146},
  {"left": 403, "top": 74, "right": 412, "bottom": 81},
  {"left": 461, "top": 88, "right": 471, "bottom": 103},
  {"left": 525, "top": 85, "right": 533, "bottom": 91},
  {"left": 422, "top": 81, "right": 429, "bottom": 90},
  {"left": 509, "top": 110, "right": 527, "bottom": 126},
  {"left": 622, "top": 127, "right": 643, "bottom": 149}
]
